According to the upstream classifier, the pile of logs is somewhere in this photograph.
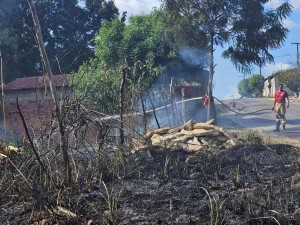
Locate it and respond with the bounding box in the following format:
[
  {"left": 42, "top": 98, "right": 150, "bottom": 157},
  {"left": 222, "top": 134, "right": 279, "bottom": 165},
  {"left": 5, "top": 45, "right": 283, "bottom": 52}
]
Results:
[{"left": 140, "top": 119, "right": 239, "bottom": 152}]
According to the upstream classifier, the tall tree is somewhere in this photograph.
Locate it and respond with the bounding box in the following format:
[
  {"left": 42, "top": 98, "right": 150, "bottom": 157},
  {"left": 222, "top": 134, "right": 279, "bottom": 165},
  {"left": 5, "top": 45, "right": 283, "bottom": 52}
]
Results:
[
  {"left": 0, "top": 0, "right": 118, "bottom": 82},
  {"left": 162, "top": 0, "right": 292, "bottom": 120}
]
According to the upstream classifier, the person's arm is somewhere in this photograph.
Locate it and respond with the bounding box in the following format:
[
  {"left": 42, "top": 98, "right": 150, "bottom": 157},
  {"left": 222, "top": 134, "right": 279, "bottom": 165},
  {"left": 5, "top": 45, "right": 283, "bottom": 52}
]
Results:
[
  {"left": 272, "top": 92, "right": 276, "bottom": 110},
  {"left": 286, "top": 95, "right": 289, "bottom": 108},
  {"left": 272, "top": 99, "right": 276, "bottom": 110}
]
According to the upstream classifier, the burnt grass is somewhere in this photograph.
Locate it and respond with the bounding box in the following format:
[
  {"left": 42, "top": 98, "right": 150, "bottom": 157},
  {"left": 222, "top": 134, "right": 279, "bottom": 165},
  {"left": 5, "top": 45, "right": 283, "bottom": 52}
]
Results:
[{"left": 1, "top": 143, "right": 300, "bottom": 224}]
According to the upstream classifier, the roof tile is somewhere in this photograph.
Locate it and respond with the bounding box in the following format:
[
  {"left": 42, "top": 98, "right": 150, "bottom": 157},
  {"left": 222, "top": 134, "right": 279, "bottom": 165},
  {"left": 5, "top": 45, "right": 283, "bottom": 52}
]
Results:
[{"left": 4, "top": 74, "right": 69, "bottom": 91}]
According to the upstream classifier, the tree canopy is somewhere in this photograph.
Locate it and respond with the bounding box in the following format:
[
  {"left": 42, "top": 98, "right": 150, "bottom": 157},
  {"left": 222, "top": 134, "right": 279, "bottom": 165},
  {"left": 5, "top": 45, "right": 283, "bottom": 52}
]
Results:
[
  {"left": 237, "top": 78, "right": 251, "bottom": 97},
  {"left": 162, "top": 0, "right": 292, "bottom": 119},
  {"left": 237, "top": 74, "right": 264, "bottom": 97},
  {"left": 72, "top": 11, "right": 209, "bottom": 113},
  {"left": 0, "top": 0, "right": 118, "bottom": 82},
  {"left": 248, "top": 74, "right": 264, "bottom": 94}
]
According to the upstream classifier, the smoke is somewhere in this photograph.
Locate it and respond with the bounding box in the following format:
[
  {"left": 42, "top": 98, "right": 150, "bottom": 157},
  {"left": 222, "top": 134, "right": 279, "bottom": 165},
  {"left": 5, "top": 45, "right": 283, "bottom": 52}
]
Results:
[
  {"left": 179, "top": 46, "right": 209, "bottom": 68},
  {"left": 135, "top": 45, "right": 210, "bottom": 126},
  {"left": 224, "top": 87, "right": 241, "bottom": 100},
  {"left": 139, "top": 97, "right": 207, "bottom": 129}
]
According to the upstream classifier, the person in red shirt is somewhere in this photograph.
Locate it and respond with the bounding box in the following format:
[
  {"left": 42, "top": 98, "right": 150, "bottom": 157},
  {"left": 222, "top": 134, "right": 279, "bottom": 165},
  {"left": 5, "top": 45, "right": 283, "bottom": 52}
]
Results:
[
  {"left": 204, "top": 93, "right": 209, "bottom": 107},
  {"left": 271, "top": 84, "right": 289, "bottom": 131}
]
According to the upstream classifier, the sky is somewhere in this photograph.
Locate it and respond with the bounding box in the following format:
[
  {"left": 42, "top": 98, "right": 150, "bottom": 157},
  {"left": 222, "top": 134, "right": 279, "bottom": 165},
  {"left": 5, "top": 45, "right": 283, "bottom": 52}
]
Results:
[{"left": 113, "top": 0, "right": 300, "bottom": 99}]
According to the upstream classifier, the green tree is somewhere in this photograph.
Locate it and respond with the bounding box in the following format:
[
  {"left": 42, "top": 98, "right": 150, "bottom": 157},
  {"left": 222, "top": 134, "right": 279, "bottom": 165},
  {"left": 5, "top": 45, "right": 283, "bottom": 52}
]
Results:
[
  {"left": 275, "top": 68, "right": 300, "bottom": 97},
  {"left": 72, "top": 60, "right": 122, "bottom": 113},
  {"left": 163, "top": 0, "right": 292, "bottom": 120},
  {"left": 73, "top": 14, "right": 172, "bottom": 113},
  {"left": 248, "top": 74, "right": 264, "bottom": 93},
  {"left": 237, "top": 78, "right": 251, "bottom": 97},
  {"left": 95, "top": 14, "right": 177, "bottom": 70},
  {"left": 0, "top": 0, "right": 118, "bottom": 82},
  {"left": 72, "top": 11, "right": 208, "bottom": 114}
]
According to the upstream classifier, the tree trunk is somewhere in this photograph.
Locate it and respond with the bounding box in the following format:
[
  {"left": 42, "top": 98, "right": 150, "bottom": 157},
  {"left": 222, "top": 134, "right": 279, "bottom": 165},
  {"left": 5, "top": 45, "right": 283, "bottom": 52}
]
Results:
[
  {"left": 27, "top": 0, "right": 71, "bottom": 184},
  {"left": 147, "top": 91, "right": 160, "bottom": 128},
  {"left": 207, "top": 34, "right": 216, "bottom": 121}
]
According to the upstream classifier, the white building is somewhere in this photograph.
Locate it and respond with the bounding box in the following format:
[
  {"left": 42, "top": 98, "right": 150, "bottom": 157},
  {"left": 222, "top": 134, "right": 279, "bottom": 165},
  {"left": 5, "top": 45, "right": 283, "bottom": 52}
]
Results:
[{"left": 262, "top": 75, "right": 295, "bottom": 97}]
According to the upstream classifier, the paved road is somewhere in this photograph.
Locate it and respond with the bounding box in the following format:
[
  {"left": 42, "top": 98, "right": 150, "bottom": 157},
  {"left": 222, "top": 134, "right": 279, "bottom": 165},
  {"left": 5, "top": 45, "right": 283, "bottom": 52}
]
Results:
[{"left": 216, "top": 98, "right": 300, "bottom": 143}]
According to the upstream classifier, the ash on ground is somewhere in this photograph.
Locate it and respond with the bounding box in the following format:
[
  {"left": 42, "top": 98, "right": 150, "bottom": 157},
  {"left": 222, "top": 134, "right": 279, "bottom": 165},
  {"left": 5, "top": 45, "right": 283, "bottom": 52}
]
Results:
[{"left": 1, "top": 122, "right": 300, "bottom": 225}]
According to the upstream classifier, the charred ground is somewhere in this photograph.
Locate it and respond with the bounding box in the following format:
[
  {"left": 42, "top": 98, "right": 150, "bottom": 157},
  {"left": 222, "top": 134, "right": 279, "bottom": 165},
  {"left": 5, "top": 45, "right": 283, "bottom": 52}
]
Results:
[{"left": 1, "top": 137, "right": 300, "bottom": 224}]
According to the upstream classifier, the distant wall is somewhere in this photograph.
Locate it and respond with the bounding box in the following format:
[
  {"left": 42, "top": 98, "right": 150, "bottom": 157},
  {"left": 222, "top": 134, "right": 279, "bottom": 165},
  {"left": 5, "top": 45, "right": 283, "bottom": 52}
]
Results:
[
  {"left": 3, "top": 101, "right": 55, "bottom": 136},
  {"left": 262, "top": 76, "right": 295, "bottom": 97},
  {"left": 0, "top": 87, "right": 71, "bottom": 138}
]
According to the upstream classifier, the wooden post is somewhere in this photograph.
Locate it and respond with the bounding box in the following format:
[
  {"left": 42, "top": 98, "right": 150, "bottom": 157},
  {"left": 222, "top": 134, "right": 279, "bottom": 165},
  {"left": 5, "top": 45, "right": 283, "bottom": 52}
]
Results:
[
  {"left": 140, "top": 94, "right": 147, "bottom": 135},
  {"left": 27, "top": 0, "right": 71, "bottom": 183},
  {"left": 181, "top": 88, "right": 186, "bottom": 124},
  {"left": 160, "top": 89, "right": 171, "bottom": 126},
  {"left": 0, "top": 43, "right": 7, "bottom": 144},
  {"left": 119, "top": 57, "right": 128, "bottom": 146},
  {"left": 170, "top": 77, "right": 176, "bottom": 125}
]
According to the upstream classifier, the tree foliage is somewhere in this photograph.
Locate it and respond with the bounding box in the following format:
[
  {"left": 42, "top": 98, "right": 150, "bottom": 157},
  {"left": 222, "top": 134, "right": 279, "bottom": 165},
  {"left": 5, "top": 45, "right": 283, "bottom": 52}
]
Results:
[
  {"left": 93, "top": 14, "right": 174, "bottom": 96},
  {"left": 0, "top": 0, "right": 118, "bottom": 82},
  {"left": 72, "top": 60, "right": 122, "bottom": 113},
  {"left": 248, "top": 74, "right": 264, "bottom": 93},
  {"left": 275, "top": 68, "right": 300, "bottom": 95},
  {"left": 237, "top": 78, "right": 251, "bottom": 97},
  {"left": 237, "top": 74, "right": 264, "bottom": 96},
  {"left": 72, "top": 12, "right": 209, "bottom": 113},
  {"left": 95, "top": 14, "right": 177, "bottom": 69},
  {"left": 72, "top": 14, "right": 169, "bottom": 113}
]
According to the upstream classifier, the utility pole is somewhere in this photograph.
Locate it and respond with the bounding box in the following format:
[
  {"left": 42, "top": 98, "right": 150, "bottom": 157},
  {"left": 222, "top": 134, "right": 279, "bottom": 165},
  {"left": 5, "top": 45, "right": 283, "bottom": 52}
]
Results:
[{"left": 292, "top": 42, "right": 300, "bottom": 69}]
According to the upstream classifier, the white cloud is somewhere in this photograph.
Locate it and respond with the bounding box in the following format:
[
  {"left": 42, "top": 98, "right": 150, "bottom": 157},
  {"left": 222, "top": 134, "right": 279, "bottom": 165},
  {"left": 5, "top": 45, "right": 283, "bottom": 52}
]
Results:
[
  {"left": 266, "top": 0, "right": 300, "bottom": 10},
  {"left": 290, "top": 0, "right": 300, "bottom": 10},
  {"left": 264, "top": 62, "right": 291, "bottom": 75},
  {"left": 265, "top": 0, "right": 283, "bottom": 9},
  {"left": 114, "top": 0, "right": 161, "bottom": 17},
  {"left": 224, "top": 87, "right": 241, "bottom": 100},
  {"left": 283, "top": 18, "right": 297, "bottom": 28}
]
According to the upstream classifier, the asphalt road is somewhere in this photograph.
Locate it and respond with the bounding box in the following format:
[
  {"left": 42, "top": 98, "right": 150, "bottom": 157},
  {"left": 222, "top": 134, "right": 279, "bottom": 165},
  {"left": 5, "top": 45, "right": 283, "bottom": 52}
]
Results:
[{"left": 216, "top": 98, "right": 300, "bottom": 143}]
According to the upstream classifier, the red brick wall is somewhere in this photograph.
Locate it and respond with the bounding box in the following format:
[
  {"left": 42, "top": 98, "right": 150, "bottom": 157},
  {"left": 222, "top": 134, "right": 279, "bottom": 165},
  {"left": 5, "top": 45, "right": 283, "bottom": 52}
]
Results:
[{"left": 3, "top": 101, "right": 55, "bottom": 137}]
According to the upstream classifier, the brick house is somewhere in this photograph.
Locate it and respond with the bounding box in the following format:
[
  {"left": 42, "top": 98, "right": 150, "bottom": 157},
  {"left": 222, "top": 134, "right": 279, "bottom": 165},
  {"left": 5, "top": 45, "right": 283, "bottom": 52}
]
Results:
[{"left": 1, "top": 74, "right": 71, "bottom": 137}]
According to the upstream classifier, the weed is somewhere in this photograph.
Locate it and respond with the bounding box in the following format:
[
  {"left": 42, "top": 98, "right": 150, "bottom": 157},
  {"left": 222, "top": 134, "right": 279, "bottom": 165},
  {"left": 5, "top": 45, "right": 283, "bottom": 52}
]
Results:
[
  {"left": 164, "top": 155, "right": 170, "bottom": 177},
  {"left": 238, "top": 129, "right": 262, "bottom": 145},
  {"left": 99, "top": 181, "right": 122, "bottom": 225},
  {"left": 199, "top": 187, "right": 229, "bottom": 225},
  {"left": 236, "top": 163, "right": 240, "bottom": 185},
  {"left": 249, "top": 216, "right": 281, "bottom": 225}
]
